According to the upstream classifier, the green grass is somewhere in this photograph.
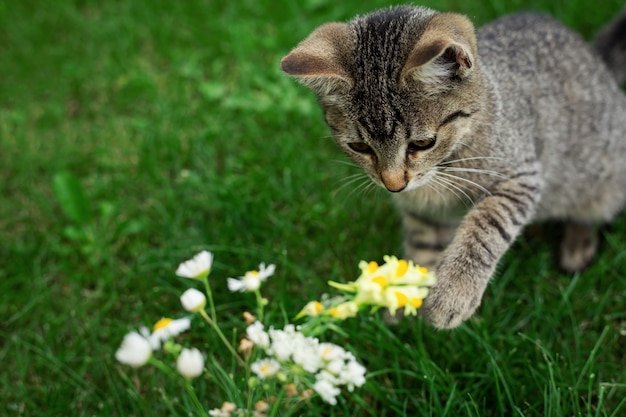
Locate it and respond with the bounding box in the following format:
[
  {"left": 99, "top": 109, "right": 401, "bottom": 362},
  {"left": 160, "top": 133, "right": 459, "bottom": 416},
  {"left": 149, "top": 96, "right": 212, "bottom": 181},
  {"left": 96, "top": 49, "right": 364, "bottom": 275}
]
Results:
[{"left": 1, "top": 0, "right": 626, "bottom": 415}]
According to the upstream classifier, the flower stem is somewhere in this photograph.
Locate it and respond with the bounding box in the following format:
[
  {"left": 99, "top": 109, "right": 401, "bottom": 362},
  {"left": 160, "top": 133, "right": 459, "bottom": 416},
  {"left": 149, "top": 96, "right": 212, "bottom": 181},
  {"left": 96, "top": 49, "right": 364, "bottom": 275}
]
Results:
[
  {"left": 149, "top": 357, "right": 178, "bottom": 379},
  {"left": 201, "top": 276, "right": 218, "bottom": 323},
  {"left": 254, "top": 289, "right": 265, "bottom": 322},
  {"left": 185, "top": 380, "right": 206, "bottom": 416},
  {"left": 199, "top": 308, "right": 246, "bottom": 367}
]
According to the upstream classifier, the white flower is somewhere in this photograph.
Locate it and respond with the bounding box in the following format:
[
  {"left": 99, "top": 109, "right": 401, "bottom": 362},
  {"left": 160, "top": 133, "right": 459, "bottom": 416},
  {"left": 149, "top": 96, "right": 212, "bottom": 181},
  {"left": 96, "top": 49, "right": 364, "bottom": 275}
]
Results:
[
  {"left": 326, "top": 359, "right": 344, "bottom": 375},
  {"left": 312, "top": 378, "right": 341, "bottom": 405},
  {"left": 115, "top": 331, "right": 152, "bottom": 368},
  {"left": 267, "top": 325, "right": 297, "bottom": 362},
  {"left": 176, "top": 347, "right": 205, "bottom": 379},
  {"left": 319, "top": 343, "right": 346, "bottom": 362},
  {"left": 180, "top": 288, "right": 206, "bottom": 312},
  {"left": 251, "top": 358, "right": 281, "bottom": 379},
  {"left": 316, "top": 369, "right": 339, "bottom": 384},
  {"left": 290, "top": 332, "right": 322, "bottom": 373},
  {"left": 227, "top": 263, "right": 275, "bottom": 292},
  {"left": 149, "top": 317, "right": 191, "bottom": 349},
  {"left": 339, "top": 359, "right": 367, "bottom": 391},
  {"left": 246, "top": 321, "right": 270, "bottom": 349},
  {"left": 176, "top": 251, "right": 213, "bottom": 279}
]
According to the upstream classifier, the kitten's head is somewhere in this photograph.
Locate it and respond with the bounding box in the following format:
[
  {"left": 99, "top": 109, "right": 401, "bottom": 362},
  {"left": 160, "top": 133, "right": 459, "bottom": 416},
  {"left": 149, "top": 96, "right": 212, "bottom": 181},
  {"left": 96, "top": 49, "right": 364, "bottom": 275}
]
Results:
[{"left": 282, "top": 6, "right": 483, "bottom": 193}]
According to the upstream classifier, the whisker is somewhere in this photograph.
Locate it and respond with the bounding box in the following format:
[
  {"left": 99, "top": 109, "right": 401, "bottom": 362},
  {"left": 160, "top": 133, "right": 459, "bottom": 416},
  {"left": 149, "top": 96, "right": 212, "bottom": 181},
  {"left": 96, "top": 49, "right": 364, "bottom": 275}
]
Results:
[
  {"left": 436, "top": 171, "right": 492, "bottom": 196},
  {"left": 333, "top": 173, "right": 370, "bottom": 198},
  {"left": 441, "top": 166, "right": 508, "bottom": 180},
  {"left": 439, "top": 155, "right": 505, "bottom": 166},
  {"left": 354, "top": 182, "right": 380, "bottom": 203},
  {"left": 331, "top": 159, "right": 361, "bottom": 168},
  {"left": 430, "top": 177, "right": 469, "bottom": 207},
  {"left": 430, "top": 176, "right": 468, "bottom": 207},
  {"left": 432, "top": 174, "right": 475, "bottom": 207},
  {"left": 424, "top": 179, "right": 448, "bottom": 204},
  {"left": 348, "top": 178, "right": 371, "bottom": 198}
]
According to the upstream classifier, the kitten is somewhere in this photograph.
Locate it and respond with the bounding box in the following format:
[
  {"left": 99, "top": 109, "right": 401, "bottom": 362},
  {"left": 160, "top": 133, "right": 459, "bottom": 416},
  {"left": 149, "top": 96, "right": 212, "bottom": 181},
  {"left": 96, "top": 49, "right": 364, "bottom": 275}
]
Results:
[{"left": 281, "top": 6, "right": 626, "bottom": 329}]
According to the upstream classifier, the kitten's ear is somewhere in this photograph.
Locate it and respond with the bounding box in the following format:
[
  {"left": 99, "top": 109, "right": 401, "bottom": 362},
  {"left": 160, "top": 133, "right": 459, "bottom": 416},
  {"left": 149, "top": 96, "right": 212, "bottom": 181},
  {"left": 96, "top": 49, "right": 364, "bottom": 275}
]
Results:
[
  {"left": 281, "top": 22, "right": 353, "bottom": 95},
  {"left": 402, "top": 13, "right": 477, "bottom": 89}
]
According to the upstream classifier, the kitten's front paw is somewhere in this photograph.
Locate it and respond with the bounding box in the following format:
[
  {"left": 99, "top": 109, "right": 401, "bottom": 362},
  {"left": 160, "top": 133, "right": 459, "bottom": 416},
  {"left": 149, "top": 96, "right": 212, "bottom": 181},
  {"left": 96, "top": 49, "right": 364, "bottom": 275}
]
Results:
[{"left": 422, "top": 269, "right": 485, "bottom": 329}]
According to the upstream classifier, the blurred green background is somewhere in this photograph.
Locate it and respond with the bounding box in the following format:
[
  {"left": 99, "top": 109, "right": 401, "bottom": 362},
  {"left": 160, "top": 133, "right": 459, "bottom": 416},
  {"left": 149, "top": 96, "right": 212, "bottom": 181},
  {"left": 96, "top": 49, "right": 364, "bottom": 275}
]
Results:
[{"left": 1, "top": 0, "right": 625, "bottom": 415}]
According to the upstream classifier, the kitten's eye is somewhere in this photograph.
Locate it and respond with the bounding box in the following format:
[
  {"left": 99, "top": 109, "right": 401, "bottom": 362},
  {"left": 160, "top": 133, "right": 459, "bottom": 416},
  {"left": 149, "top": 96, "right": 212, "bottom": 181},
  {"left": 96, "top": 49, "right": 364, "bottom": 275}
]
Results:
[
  {"left": 407, "top": 136, "right": 436, "bottom": 154},
  {"left": 348, "top": 142, "right": 374, "bottom": 154}
]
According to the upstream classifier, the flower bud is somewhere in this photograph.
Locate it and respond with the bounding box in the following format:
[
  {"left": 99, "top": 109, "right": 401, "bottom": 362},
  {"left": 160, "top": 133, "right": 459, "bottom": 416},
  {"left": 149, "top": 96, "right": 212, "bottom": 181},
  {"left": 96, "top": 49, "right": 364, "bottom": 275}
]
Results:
[
  {"left": 176, "top": 347, "right": 204, "bottom": 379},
  {"left": 242, "top": 311, "right": 256, "bottom": 325},
  {"left": 180, "top": 288, "right": 206, "bottom": 313},
  {"left": 238, "top": 338, "right": 255, "bottom": 358}
]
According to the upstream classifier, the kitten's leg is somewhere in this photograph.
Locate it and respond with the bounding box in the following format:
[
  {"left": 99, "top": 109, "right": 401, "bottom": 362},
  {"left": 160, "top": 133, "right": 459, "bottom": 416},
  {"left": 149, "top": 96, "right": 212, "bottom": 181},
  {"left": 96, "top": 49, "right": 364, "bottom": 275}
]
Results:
[
  {"left": 401, "top": 213, "right": 458, "bottom": 270},
  {"left": 559, "top": 223, "right": 598, "bottom": 273},
  {"left": 423, "top": 170, "right": 542, "bottom": 329}
]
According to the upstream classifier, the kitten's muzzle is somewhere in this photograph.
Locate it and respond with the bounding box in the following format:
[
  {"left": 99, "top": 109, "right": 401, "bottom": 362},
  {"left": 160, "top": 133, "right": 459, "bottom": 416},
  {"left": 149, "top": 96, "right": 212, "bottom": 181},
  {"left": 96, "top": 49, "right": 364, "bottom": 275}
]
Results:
[{"left": 380, "top": 171, "right": 408, "bottom": 193}]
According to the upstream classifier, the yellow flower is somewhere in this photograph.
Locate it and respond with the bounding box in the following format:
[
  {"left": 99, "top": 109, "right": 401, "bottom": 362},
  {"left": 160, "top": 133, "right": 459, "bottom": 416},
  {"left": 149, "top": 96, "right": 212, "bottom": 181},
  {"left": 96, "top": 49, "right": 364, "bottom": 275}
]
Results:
[
  {"left": 327, "top": 256, "right": 435, "bottom": 319},
  {"left": 383, "top": 285, "right": 429, "bottom": 316},
  {"left": 328, "top": 301, "right": 359, "bottom": 319},
  {"left": 295, "top": 300, "right": 324, "bottom": 319}
]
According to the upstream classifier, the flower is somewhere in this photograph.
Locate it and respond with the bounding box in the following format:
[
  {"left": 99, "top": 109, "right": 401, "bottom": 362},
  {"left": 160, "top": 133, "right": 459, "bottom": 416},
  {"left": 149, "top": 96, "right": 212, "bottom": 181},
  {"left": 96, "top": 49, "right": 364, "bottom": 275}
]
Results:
[
  {"left": 208, "top": 410, "right": 229, "bottom": 417},
  {"left": 338, "top": 358, "right": 367, "bottom": 391},
  {"left": 312, "top": 378, "right": 341, "bottom": 405},
  {"left": 295, "top": 300, "right": 323, "bottom": 319},
  {"left": 209, "top": 402, "right": 237, "bottom": 417},
  {"left": 254, "top": 400, "right": 269, "bottom": 414},
  {"left": 227, "top": 263, "right": 276, "bottom": 292},
  {"left": 176, "top": 250, "right": 213, "bottom": 279},
  {"left": 328, "top": 301, "right": 359, "bottom": 319},
  {"left": 319, "top": 343, "right": 346, "bottom": 363},
  {"left": 176, "top": 347, "right": 205, "bottom": 379},
  {"left": 238, "top": 338, "right": 255, "bottom": 357},
  {"left": 243, "top": 311, "right": 257, "bottom": 325},
  {"left": 383, "top": 285, "right": 428, "bottom": 316},
  {"left": 115, "top": 331, "right": 152, "bottom": 368},
  {"left": 327, "top": 256, "right": 436, "bottom": 318},
  {"left": 180, "top": 288, "right": 206, "bottom": 313},
  {"left": 149, "top": 317, "right": 191, "bottom": 349},
  {"left": 246, "top": 321, "right": 270, "bottom": 349},
  {"left": 251, "top": 358, "right": 281, "bottom": 379},
  {"left": 267, "top": 325, "right": 299, "bottom": 362}
]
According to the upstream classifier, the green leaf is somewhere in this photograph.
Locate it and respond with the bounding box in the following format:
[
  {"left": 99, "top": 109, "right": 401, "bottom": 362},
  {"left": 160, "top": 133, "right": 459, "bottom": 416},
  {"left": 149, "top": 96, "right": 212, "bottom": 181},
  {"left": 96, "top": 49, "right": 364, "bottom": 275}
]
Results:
[{"left": 52, "top": 172, "right": 92, "bottom": 224}]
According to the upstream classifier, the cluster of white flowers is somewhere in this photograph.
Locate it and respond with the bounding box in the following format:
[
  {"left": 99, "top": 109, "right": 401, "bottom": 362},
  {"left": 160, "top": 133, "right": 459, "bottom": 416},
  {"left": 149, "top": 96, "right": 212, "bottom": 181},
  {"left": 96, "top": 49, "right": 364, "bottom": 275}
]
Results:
[
  {"left": 115, "top": 316, "right": 204, "bottom": 378},
  {"left": 115, "top": 249, "right": 379, "bottom": 412},
  {"left": 115, "top": 251, "right": 216, "bottom": 378},
  {"left": 247, "top": 323, "right": 366, "bottom": 405}
]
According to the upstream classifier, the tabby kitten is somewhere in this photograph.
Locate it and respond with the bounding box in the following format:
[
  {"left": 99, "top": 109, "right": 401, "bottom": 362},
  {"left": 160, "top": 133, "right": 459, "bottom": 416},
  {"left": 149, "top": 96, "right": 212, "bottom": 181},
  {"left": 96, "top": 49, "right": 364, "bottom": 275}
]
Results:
[{"left": 281, "top": 6, "right": 626, "bottom": 329}]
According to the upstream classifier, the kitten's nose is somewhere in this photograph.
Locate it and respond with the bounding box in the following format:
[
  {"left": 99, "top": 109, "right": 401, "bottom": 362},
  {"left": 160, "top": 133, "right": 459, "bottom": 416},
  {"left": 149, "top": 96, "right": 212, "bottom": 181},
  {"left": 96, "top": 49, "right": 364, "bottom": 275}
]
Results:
[{"left": 381, "top": 171, "right": 407, "bottom": 193}]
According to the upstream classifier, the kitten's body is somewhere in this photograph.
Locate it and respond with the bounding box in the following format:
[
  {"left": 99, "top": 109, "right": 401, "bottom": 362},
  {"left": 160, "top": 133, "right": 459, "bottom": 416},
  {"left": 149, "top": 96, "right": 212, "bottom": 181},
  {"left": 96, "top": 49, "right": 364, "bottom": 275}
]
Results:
[{"left": 282, "top": 7, "right": 626, "bottom": 328}]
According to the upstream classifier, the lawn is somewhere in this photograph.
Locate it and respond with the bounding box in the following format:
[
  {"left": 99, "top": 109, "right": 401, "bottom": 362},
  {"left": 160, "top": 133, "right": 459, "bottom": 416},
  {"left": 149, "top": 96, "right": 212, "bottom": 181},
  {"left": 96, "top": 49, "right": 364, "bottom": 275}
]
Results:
[{"left": 1, "top": 0, "right": 625, "bottom": 415}]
